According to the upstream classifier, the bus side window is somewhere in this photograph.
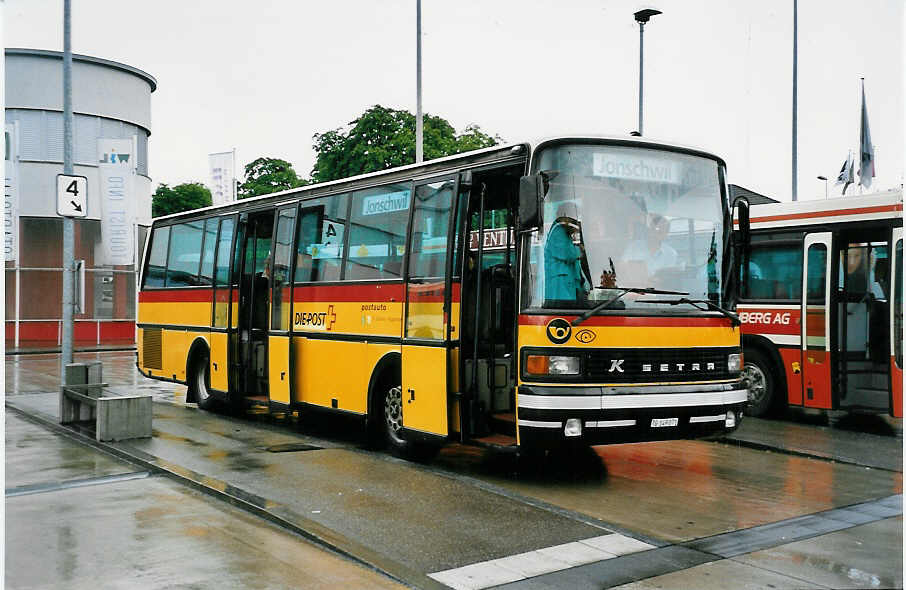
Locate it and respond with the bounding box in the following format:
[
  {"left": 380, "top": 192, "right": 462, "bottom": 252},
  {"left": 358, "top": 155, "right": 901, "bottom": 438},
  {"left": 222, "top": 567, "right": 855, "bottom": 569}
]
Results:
[
  {"left": 166, "top": 221, "right": 205, "bottom": 287},
  {"left": 143, "top": 226, "right": 170, "bottom": 288},
  {"left": 213, "top": 217, "right": 235, "bottom": 328},
  {"left": 346, "top": 184, "right": 410, "bottom": 281},
  {"left": 199, "top": 218, "right": 218, "bottom": 286},
  {"left": 743, "top": 244, "right": 802, "bottom": 300},
  {"left": 295, "top": 194, "right": 348, "bottom": 283}
]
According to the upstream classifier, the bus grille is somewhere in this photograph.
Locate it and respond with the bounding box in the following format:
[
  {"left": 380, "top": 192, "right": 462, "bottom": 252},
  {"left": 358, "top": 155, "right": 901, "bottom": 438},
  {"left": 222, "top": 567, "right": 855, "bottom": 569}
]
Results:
[
  {"left": 584, "top": 347, "right": 736, "bottom": 383},
  {"left": 143, "top": 328, "right": 162, "bottom": 370}
]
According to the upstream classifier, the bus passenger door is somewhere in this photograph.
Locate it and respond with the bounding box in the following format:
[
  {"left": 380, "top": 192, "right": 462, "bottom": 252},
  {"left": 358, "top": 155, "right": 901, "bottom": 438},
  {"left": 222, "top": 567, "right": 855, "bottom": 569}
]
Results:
[
  {"left": 268, "top": 206, "right": 297, "bottom": 406},
  {"left": 801, "top": 232, "right": 832, "bottom": 408},
  {"left": 210, "top": 216, "right": 237, "bottom": 394},
  {"left": 891, "top": 228, "right": 902, "bottom": 417},
  {"left": 401, "top": 178, "right": 456, "bottom": 438}
]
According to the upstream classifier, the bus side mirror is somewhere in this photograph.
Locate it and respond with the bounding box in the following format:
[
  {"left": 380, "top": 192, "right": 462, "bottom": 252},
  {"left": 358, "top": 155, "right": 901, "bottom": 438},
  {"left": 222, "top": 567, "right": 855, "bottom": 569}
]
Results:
[
  {"left": 733, "top": 196, "right": 750, "bottom": 245},
  {"left": 518, "top": 172, "right": 547, "bottom": 232}
]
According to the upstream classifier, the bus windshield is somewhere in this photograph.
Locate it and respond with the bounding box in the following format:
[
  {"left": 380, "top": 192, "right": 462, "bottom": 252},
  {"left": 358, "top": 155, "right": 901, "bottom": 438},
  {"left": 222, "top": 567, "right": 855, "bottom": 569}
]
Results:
[{"left": 523, "top": 143, "right": 725, "bottom": 312}]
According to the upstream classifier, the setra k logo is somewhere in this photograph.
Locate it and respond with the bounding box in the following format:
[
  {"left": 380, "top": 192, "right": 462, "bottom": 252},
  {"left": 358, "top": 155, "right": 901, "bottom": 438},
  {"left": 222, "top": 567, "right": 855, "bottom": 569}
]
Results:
[{"left": 546, "top": 318, "right": 572, "bottom": 344}]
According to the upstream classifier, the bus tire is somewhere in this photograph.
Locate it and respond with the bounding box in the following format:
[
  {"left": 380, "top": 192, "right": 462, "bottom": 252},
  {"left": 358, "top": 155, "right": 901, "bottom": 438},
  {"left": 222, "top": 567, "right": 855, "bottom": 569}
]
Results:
[
  {"left": 742, "top": 348, "right": 778, "bottom": 418},
  {"left": 191, "top": 348, "right": 217, "bottom": 411},
  {"left": 382, "top": 382, "right": 440, "bottom": 462}
]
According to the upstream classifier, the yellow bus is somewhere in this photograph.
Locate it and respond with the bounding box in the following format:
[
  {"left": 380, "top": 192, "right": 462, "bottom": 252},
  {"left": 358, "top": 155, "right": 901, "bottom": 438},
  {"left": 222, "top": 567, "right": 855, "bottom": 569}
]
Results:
[{"left": 137, "top": 136, "right": 750, "bottom": 459}]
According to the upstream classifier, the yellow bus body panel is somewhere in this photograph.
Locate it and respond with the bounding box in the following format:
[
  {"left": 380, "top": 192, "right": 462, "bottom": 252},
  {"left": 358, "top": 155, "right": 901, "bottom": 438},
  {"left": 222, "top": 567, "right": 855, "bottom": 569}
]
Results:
[
  {"left": 268, "top": 335, "right": 291, "bottom": 404},
  {"left": 293, "top": 337, "right": 368, "bottom": 413},
  {"left": 292, "top": 301, "right": 403, "bottom": 337},
  {"left": 401, "top": 345, "right": 448, "bottom": 436},
  {"left": 518, "top": 324, "right": 738, "bottom": 349},
  {"left": 139, "top": 302, "right": 211, "bottom": 327},
  {"left": 161, "top": 330, "right": 208, "bottom": 382},
  {"left": 209, "top": 331, "right": 229, "bottom": 391}
]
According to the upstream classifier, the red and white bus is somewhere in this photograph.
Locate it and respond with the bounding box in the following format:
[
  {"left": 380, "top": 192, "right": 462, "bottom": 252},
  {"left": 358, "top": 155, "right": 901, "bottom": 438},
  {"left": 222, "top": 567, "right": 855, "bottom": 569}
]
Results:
[{"left": 739, "top": 190, "right": 903, "bottom": 417}]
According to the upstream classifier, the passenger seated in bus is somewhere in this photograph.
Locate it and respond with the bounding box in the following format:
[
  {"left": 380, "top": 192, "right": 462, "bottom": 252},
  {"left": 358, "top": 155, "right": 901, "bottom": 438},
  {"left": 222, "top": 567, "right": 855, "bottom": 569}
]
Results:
[
  {"left": 543, "top": 203, "right": 591, "bottom": 305},
  {"left": 872, "top": 257, "right": 889, "bottom": 300}
]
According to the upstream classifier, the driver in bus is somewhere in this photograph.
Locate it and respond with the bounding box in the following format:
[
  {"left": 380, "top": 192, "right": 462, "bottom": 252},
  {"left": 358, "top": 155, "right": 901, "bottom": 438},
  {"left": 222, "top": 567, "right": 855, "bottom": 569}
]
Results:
[{"left": 621, "top": 213, "right": 678, "bottom": 284}]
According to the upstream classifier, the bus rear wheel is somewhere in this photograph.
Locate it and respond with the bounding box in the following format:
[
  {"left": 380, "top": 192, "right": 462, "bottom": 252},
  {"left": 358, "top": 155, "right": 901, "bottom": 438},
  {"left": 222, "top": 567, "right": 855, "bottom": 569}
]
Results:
[
  {"left": 192, "top": 350, "right": 216, "bottom": 411},
  {"left": 742, "top": 348, "right": 778, "bottom": 418}
]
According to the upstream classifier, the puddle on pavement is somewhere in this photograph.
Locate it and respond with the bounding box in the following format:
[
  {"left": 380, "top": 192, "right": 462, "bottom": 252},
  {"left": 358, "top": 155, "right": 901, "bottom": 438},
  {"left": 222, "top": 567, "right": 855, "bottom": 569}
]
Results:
[{"left": 265, "top": 443, "right": 322, "bottom": 453}]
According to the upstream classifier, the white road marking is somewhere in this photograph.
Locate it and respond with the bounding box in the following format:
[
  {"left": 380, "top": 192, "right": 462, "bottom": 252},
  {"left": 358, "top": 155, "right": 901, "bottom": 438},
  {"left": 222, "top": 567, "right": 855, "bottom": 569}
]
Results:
[{"left": 428, "top": 533, "right": 654, "bottom": 590}]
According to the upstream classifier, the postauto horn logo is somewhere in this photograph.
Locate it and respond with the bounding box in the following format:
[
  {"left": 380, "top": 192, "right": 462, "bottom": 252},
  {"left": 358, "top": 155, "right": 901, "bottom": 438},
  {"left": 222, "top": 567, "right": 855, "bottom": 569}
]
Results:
[{"left": 546, "top": 318, "right": 572, "bottom": 344}]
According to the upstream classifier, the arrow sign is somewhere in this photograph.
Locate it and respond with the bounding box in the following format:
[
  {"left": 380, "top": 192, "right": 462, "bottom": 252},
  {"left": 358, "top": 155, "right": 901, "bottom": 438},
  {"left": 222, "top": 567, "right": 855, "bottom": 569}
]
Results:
[{"left": 57, "top": 174, "right": 87, "bottom": 218}]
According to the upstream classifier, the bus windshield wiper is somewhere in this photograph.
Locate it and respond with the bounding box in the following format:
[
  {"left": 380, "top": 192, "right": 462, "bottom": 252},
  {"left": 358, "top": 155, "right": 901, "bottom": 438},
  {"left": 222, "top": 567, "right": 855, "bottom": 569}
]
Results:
[
  {"left": 636, "top": 297, "right": 741, "bottom": 326},
  {"left": 572, "top": 286, "right": 688, "bottom": 327}
]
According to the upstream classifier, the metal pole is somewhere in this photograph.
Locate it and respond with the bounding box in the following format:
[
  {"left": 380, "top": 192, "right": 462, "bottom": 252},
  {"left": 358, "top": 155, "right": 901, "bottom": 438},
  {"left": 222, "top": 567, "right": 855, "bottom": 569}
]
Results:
[
  {"left": 791, "top": 0, "right": 798, "bottom": 201},
  {"left": 61, "top": 0, "right": 75, "bottom": 378},
  {"left": 416, "top": 0, "right": 423, "bottom": 163},
  {"left": 638, "top": 22, "right": 645, "bottom": 136}
]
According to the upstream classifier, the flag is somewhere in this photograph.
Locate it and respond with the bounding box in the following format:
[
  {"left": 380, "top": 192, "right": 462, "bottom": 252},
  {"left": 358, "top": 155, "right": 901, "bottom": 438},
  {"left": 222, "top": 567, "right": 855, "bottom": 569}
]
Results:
[
  {"left": 835, "top": 151, "right": 854, "bottom": 195},
  {"left": 208, "top": 151, "right": 236, "bottom": 205},
  {"left": 858, "top": 80, "right": 875, "bottom": 189}
]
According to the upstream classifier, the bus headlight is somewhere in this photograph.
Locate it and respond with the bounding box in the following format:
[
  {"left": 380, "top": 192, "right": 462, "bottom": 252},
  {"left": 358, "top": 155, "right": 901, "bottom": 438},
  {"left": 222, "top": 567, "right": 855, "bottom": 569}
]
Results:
[
  {"left": 728, "top": 353, "right": 742, "bottom": 372},
  {"left": 525, "top": 355, "right": 581, "bottom": 376}
]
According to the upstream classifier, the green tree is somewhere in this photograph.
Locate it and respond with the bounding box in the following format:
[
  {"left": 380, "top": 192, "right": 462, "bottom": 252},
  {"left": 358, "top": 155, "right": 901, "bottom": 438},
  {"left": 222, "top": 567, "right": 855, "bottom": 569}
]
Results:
[
  {"left": 238, "top": 157, "right": 307, "bottom": 199},
  {"left": 310, "top": 105, "right": 502, "bottom": 183},
  {"left": 152, "top": 182, "right": 212, "bottom": 217}
]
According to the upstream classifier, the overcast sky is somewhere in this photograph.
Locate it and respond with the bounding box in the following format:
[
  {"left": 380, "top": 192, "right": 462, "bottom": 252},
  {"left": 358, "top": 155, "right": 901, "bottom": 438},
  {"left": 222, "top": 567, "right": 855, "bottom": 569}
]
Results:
[{"left": 5, "top": 0, "right": 903, "bottom": 201}]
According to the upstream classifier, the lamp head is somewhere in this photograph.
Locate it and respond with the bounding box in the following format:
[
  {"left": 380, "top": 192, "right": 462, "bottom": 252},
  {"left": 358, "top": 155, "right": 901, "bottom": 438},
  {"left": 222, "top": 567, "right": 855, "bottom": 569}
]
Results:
[{"left": 634, "top": 8, "right": 662, "bottom": 24}]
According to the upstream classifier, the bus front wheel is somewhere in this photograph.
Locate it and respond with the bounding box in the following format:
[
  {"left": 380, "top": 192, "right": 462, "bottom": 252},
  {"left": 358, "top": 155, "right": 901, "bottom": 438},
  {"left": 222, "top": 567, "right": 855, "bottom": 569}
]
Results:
[
  {"left": 383, "top": 383, "right": 439, "bottom": 462},
  {"left": 742, "top": 349, "right": 778, "bottom": 417}
]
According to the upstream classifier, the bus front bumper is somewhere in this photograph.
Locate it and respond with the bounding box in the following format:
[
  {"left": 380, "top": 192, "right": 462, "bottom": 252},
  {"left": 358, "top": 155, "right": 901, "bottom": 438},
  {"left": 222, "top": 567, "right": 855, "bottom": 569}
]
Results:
[{"left": 516, "top": 382, "right": 747, "bottom": 447}]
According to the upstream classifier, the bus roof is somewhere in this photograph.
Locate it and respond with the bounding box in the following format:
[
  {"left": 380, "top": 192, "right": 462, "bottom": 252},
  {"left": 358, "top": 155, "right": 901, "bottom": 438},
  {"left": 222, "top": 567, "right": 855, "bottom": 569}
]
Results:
[
  {"left": 153, "top": 135, "right": 727, "bottom": 225},
  {"left": 748, "top": 188, "right": 903, "bottom": 230}
]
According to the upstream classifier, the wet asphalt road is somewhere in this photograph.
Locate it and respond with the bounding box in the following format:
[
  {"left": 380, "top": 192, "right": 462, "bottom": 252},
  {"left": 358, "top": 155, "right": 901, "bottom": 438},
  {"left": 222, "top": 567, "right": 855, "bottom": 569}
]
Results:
[{"left": 5, "top": 351, "right": 903, "bottom": 589}]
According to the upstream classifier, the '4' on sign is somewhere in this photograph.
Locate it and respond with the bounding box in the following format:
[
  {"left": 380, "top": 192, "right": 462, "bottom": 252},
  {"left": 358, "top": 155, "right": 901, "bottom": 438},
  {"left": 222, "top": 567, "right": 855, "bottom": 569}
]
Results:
[{"left": 57, "top": 174, "right": 88, "bottom": 217}]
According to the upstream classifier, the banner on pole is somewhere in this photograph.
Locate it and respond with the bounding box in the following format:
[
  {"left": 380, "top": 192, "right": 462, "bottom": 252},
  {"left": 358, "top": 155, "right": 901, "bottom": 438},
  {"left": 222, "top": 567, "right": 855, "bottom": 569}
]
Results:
[
  {"left": 858, "top": 81, "right": 875, "bottom": 189},
  {"left": 98, "top": 138, "right": 136, "bottom": 266},
  {"left": 4, "top": 122, "right": 19, "bottom": 263},
  {"left": 208, "top": 151, "right": 236, "bottom": 205}
]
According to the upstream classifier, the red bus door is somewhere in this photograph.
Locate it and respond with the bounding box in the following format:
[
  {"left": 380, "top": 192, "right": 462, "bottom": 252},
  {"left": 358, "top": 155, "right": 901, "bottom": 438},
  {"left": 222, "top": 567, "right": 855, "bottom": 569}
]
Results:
[
  {"left": 801, "top": 233, "right": 832, "bottom": 408},
  {"left": 891, "top": 228, "right": 903, "bottom": 417}
]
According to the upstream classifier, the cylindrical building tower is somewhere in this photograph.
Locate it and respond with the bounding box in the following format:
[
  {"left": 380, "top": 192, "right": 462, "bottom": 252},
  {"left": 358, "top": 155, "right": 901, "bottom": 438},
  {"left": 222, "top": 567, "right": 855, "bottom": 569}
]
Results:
[{"left": 5, "top": 48, "right": 156, "bottom": 350}]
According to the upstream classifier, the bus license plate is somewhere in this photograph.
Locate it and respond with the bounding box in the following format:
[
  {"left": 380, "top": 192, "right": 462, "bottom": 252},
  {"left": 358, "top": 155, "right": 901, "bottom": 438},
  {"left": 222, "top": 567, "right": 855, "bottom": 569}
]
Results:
[{"left": 651, "top": 418, "right": 678, "bottom": 428}]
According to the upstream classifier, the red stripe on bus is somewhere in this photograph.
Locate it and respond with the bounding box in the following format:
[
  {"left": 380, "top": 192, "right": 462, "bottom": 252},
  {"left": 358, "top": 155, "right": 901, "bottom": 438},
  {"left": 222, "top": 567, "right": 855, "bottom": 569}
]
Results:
[
  {"left": 139, "top": 289, "right": 214, "bottom": 303},
  {"left": 292, "top": 283, "right": 406, "bottom": 302},
  {"left": 747, "top": 203, "right": 902, "bottom": 224},
  {"left": 518, "top": 315, "right": 731, "bottom": 327}
]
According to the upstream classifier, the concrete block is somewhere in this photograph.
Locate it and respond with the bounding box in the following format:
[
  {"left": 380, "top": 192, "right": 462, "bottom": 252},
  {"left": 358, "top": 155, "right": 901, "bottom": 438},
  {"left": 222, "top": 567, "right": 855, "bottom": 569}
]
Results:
[
  {"left": 96, "top": 395, "right": 152, "bottom": 442},
  {"left": 61, "top": 363, "right": 96, "bottom": 424}
]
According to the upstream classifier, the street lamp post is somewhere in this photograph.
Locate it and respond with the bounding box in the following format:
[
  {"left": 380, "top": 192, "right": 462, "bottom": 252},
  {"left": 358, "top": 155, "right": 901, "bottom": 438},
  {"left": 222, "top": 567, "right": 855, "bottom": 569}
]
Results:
[
  {"left": 817, "top": 175, "right": 828, "bottom": 199},
  {"left": 415, "top": 0, "right": 423, "bottom": 163},
  {"left": 634, "top": 8, "right": 661, "bottom": 136}
]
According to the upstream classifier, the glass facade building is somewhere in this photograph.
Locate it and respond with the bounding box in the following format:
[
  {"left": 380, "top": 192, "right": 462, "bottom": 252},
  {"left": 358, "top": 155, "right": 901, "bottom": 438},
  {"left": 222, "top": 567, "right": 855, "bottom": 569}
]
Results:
[{"left": 5, "top": 48, "right": 156, "bottom": 349}]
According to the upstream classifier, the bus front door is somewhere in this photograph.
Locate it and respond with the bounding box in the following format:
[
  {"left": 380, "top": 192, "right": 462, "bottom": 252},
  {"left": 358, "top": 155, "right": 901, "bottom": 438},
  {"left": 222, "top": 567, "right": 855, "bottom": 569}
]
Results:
[
  {"left": 801, "top": 232, "right": 832, "bottom": 408},
  {"left": 267, "top": 206, "right": 297, "bottom": 406},
  {"left": 401, "top": 178, "right": 456, "bottom": 439},
  {"left": 235, "top": 211, "right": 275, "bottom": 398},
  {"left": 838, "top": 238, "right": 891, "bottom": 413},
  {"left": 891, "top": 228, "right": 903, "bottom": 417}
]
